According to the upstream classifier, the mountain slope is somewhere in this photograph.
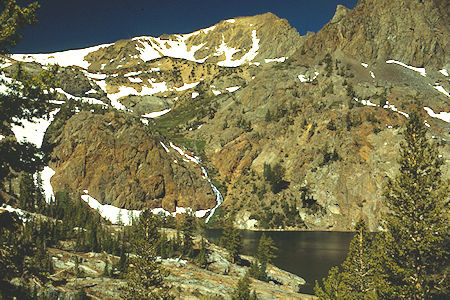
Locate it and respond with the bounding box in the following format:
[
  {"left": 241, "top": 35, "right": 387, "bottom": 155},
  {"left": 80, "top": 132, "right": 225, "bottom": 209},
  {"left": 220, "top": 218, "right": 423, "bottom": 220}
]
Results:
[
  {"left": 2, "top": 1, "right": 449, "bottom": 230},
  {"left": 293, "top": 0, "right": 449, "bottom": 68}
]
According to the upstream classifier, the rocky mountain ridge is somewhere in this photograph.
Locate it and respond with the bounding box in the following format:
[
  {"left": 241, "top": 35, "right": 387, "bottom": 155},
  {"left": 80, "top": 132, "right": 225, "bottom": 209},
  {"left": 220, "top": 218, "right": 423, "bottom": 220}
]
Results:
[
  {"left": 293, "top": 0, "right": 449, "bottom": 68},
  {"left": 2, "top": 0, "right": 449, "bottom": 231}
]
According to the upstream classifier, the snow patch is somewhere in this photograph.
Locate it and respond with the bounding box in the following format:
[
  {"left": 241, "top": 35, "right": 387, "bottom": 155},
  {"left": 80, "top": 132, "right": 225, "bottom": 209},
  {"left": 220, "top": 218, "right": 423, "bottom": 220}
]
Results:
[
  {"left": 40, "top": 167, "right": 55, "bottom": 203},
  {"left": 56, "top": 88, "right": 106, "bottom": 106},
  {"left": 226, "top": 19, "right": 235, "bottom": 23},
  {"left": 124, "top": 71, "right": 142, "bottom": 77},
  {"left": 265, "top": 57, "right": 287, "bottom": 63},
  {"left": 298, "top": 72, "right": 319, "bottom": 83},
  {"left": 192, "top": 92, "right": 199, "bottom": 98},
  {"left": 370, "top": 71, "right": 375, "bottom": 79},
  {"left": 225, "top": 86, "right": 240, "bottom": 93},
  {"left": 383, "top": 102, "right": 409, "bottom": 118},
  {"left": 142, "top": 108, "right": 171, "bottom": 118},
  {"left": 353, "top": 97, "right": 377, "bottom": 107},
  {"left": 105, "top": 82, "right": 169, "bottom": 109},
  {"left": 135, "top": 33, "right": 207, "bottom": 63},
  {"left": 216, "top": 30, "right": 260, "bottom": 67},
  {"left": 439, "top": 69, "right": 448, "bottom": 77},
  {"left": 160, "top": 141, "right": 170, "bottom": 153},
  {"left": 361, "top": 63, "right": 368, "bottom": 68},
  {"left": 386, "top": 60, "right": 426, "bottom": 77},
  {"left": 11, "top": 109, "right": 60, "bottom": 147},
  {"left": 432, "top": 85, "right": 450, "bottom": 97},
  {"left": 84, "top": 72, "right": 107, "bottom": 80},
  {"left": 0, "top": 205, "right": 28, "bottom": 222},
  {"left": 129, "top": 77, "right": 143, "bottom": 83},
  {"left": 424, "top": 107, "right": 450, "bottom": 123},
  {"left": 81, "top": 192, "right": 141, "bottom": 225},
  {"left": 174, "top": 81, "right": 200, "bottom": 92}
]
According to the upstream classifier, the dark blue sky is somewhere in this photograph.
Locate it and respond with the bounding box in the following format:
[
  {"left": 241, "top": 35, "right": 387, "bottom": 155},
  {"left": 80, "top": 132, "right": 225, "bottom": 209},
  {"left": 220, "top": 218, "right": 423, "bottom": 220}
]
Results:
[{"left": 14, "top": 0, "right": 358, "bottom": 53}]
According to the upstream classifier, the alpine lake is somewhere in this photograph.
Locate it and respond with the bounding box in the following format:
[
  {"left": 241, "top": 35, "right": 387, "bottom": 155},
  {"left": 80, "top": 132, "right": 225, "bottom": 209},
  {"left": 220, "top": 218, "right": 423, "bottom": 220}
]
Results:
[{"left": 205, "top": 229, "right": 354, "bottom": 295}]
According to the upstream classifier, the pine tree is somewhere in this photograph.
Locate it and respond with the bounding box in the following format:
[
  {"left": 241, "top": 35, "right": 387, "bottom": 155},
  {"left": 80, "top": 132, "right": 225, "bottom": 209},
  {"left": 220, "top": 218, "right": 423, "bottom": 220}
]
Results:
[
  {"left": 0, "top": 0, "right": 57, "bottom": 192},
  {"left": 315, "top": 219, "right": 384, "bottom": 299},
  {"left": 33, "top": 172, "right": 45, "bottom": 212},
  {"left": 122, "top": 210, "right": 173, "bottom": 300},
  {"left": 380, "top": 111, "right": 449, "bottom": 299},
  {"left": 179, "top": 211, "right": 195, "bottom": 258},
  {"left": 340, "top": 219, "right": 384, "bottom": 299},
  {"left": 194, "top": 237, "right": 208, "bottom": 268},
  {"left": 220, "top": 219, "right": 242, "bottom": 264},
  {"left": 314, "top": 266, "right": 346, "bottom": 300},
  {"left": 250, "top": 233, "right": 277, "bottom": 281},
  {"left": 18, "top": 172, "right": 35, "bottom": 210},
  {"left": 232, "top": 271, "right": 253, "bottom": 300},
  {"left": 256, "top": 233, "right": 277, "bottom": 266},
  {"left": 0, "top": 0, "right": 38, "bottom": 53}
]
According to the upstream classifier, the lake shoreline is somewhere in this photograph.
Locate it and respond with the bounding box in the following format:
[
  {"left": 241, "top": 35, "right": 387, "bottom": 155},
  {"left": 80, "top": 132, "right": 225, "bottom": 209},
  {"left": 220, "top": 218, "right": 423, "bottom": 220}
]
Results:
[{"left": 205, "top": 229, "right": 354, "bottom": 295}]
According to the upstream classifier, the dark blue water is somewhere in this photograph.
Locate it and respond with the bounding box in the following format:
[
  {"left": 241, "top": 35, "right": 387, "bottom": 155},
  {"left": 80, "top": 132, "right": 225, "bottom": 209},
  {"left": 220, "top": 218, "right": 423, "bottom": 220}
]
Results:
[{"left": 205, "top": 230, "right": 353, "bottom": 295}]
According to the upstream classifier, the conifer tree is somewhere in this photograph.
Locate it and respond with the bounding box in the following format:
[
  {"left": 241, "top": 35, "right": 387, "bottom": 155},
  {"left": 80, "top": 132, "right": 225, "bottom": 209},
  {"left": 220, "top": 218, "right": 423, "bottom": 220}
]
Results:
[
  {"left": 18, "top": 172, "right": 34, "bottom": 210},
  {"left": 250, "top": 233, "right": 277, "bottom": 281},
  {"left": 0, "top": 0, "right": 57, "bottom": 194},
  {"left": 179, "top": 210, "right": 195, "bottom": 258},
  {"left": 380, "top": 111, "right": 449, "bottom": 299},
  {"left": 194, "top": 237, "right": 208, "bottom": 268},
  {"left": 232, "top": 271, "right": 255, "bottom": 300},
  {"left": 340, "top": 220, "right": 384, "bottom": 299},
  {"left": 0, "top": 0, "right": 39, "bottom": 53},
  {"left": 315, "top": 219, "right": 384, "bottom": 299},
  {"left": 122, "top": 210, "right": 172, "bottom": 300},
  {"left": 314, "top": 266, "right": 346, "bottom": 300},
  {"left": 220, "top": 219, "right": 242, "bottom": 263}
]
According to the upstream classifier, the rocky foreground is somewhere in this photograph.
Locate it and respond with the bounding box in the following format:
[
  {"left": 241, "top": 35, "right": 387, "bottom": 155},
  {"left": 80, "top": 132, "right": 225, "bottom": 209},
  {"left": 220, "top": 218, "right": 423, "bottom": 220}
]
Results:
[{"left": 6, "top": 230, "right": 313, "bottom": 299}]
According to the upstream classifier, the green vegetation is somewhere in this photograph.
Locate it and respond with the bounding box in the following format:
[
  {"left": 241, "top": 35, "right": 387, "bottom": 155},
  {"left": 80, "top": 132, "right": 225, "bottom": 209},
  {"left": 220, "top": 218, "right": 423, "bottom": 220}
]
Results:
[
  {"left": 220, "top": 219, "right": 242, "bottom": 263},
  {"left": 263, "top": 162, "right": 288, "bottom": 194},
  {"left": 122, "top": 210, "right": 173, "bottom": 300},
  {"left": 232, "top": 271, "right": 258, "bottom": 300},
  {"left": 380, "top": 111, "right": 449, "bottom": 299},
  {"left": 315, "top": 111, "right": 449, "bottom": 299},
  {"left": 249, "top": 233, "right": 277, "bottom": 281},
  {"left": 149, "top": 93, "right": 219, "bottom": 154},
  {"left": 315, "top": 219, "right": 384, "bottom": 299}
]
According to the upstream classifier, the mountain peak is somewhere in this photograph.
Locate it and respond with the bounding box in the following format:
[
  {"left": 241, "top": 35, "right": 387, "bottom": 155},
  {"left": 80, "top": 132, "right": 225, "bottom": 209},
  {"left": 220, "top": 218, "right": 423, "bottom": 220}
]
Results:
[{"left": 293, "top": 0, "right": 449, "bottom": 68}]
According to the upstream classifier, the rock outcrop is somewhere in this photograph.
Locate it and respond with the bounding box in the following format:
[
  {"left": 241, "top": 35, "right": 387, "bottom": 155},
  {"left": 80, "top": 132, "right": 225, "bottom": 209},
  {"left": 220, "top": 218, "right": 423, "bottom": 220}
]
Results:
[
  {"left": 293, "top": 0, "right": 449, "bottom": 68},
  {"left": 45, "top": 111, "right": 216, "bottom": 211}
]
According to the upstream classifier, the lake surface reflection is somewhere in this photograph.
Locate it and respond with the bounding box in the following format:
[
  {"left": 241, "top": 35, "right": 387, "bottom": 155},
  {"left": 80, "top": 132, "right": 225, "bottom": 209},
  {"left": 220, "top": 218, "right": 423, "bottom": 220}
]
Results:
[{"left": 205, "top": 229, "right": 354, "bottom": 294}]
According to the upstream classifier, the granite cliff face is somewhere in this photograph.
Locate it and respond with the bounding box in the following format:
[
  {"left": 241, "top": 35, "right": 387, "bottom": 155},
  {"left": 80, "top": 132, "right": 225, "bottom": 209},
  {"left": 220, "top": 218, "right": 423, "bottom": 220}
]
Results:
[
  {"left": 293, "top": 0, "right": 449, "bottom": 68},
  {"left": 45, "top": 111, "right": 216, "bottom": 211},
  {"left": 4, "top": 0, "right": 449, "bottom": 230}
]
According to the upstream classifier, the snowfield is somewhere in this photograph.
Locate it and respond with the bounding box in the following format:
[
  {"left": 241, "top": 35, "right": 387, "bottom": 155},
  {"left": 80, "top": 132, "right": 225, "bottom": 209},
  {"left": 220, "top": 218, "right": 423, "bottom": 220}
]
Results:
[
  {"left": 11, "top": 109, "right": 60, "bottom": 148},
  {"left": 11, "top": 43, "right": 113, "bottom": 69}
]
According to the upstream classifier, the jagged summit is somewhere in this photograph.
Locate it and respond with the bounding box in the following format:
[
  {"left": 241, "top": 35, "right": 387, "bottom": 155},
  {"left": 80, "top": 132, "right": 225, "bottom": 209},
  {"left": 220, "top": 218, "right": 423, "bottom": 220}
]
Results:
[
  {"left": 11, "top": 12, "right": 302, "bottom": 71},
  {"left": 293, "top": 0, "right": 449, "bottom": 68}
]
